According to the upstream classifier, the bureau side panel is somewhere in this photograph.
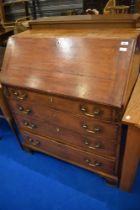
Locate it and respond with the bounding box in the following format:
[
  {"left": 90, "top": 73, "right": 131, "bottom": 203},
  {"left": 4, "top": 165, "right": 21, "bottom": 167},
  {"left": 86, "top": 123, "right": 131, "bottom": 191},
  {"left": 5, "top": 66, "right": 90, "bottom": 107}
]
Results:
[{"left": 122, "top": 50, "right": 140, "bottom": 109}]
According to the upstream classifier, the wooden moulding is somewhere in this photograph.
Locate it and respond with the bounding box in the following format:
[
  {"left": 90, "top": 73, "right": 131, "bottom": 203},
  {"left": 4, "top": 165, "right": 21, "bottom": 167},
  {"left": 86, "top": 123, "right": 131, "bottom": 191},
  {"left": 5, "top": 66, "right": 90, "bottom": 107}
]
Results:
[{"left": 29, "top": 14, "right": 140, "bottom": 29}]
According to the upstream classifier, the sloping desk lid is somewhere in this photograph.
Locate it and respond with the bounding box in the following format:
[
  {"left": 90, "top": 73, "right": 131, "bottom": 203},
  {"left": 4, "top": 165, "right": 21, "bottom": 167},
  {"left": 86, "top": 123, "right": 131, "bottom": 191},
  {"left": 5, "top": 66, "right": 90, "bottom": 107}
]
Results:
[{"left": 0, "top": 29, "right": 138, "bottom": 108}]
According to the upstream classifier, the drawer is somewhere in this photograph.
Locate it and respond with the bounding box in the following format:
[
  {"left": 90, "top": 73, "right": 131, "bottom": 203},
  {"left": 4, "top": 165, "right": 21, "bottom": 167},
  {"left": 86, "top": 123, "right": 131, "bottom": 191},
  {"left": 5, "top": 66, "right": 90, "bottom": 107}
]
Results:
[
  {"left": 21, "top": 131, "right": 116, "bottom": 175},
  {"left": 14, "top": 109, "right": 119, "bottom": 140},
  {"left": 6, "top": 86, "right": 120, "bottom": 122},
  {"left": 18, "top": 115, "right": 118, "bottom": 157}
]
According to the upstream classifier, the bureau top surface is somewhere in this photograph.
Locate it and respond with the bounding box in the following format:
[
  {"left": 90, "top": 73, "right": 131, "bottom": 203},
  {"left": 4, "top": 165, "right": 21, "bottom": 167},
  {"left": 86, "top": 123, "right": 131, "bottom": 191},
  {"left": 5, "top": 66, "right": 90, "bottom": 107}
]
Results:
[
  {"left": 123, "top": 75, "right": 140, "bottom": 126},
  {"left": 1, "top": 27, "right": 139, "bottom": 108}
]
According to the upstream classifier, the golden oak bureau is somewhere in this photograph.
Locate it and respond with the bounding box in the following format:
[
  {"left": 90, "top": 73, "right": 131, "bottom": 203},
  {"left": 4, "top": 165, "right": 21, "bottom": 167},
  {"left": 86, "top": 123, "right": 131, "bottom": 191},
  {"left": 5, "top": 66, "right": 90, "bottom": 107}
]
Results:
[{"left": 1, "top": 15, "right": 140, "bottom": 185}]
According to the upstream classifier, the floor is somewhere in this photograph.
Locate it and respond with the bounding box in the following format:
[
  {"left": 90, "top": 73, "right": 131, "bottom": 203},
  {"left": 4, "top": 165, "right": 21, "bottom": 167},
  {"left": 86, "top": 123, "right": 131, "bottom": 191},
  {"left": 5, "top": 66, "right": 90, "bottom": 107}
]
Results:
[{"left": 0, "top": 119, "right": 140, "bottom": 210}]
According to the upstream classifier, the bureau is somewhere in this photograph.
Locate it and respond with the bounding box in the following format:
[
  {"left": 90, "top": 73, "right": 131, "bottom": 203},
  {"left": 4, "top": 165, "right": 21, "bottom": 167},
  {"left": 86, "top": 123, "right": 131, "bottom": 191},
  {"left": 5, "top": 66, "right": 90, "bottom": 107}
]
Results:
[{"left": 1, "top": 14, "right": 140, "bottom": 184}]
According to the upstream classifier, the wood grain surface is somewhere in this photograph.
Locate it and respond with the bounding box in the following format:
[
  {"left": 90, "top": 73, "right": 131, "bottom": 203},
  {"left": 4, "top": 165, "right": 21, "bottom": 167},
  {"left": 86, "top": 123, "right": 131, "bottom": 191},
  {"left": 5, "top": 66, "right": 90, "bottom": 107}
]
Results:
[
  {"left": 22, "top": 131, "right": 116, "bottom": 175},
  {"left": 120, "top": 126, "right": 140, "bottom": 191},
  {"left": 122, "top": 76, "right": 140, "bottom": 127},
  {"left": 0, "top": 35, "right": 137, "bottom": 108},
  {"left": 6, "top": 86, "right": 120, "bottom": 122}
]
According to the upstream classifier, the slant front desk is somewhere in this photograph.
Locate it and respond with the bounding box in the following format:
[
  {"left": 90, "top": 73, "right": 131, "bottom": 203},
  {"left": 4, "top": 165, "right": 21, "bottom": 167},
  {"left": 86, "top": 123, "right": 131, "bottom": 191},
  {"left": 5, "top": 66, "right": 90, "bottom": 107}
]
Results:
[{"left": 1, "top": 15, "right": 140, "bottom": 184}]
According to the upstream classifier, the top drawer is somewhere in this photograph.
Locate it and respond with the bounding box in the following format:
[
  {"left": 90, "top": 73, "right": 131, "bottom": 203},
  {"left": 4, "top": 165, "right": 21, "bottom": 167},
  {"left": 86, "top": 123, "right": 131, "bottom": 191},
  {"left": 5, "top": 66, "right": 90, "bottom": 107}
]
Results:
[{"left": 5, "top": 86, "right": 121, "bottom": 122}]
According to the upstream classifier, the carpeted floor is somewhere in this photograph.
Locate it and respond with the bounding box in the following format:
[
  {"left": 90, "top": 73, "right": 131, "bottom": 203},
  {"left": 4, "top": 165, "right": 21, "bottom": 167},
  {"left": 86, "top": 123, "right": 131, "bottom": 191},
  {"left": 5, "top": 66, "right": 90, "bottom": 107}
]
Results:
[{"left": 0, "top": 119, "right": 140, "bottom": 210}]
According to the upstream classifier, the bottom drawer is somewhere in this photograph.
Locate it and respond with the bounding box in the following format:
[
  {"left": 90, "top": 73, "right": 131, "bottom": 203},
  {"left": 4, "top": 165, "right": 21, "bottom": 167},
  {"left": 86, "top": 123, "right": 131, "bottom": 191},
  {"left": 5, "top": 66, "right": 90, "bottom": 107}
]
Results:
[{"left": 21, "top": 131, "right": 116, "bottom": 176}]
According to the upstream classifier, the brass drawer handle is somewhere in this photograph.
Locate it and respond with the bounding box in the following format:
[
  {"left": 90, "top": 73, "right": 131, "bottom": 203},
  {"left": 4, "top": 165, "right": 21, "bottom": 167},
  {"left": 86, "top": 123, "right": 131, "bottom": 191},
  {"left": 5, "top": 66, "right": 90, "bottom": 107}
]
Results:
[
  {"left": 84, "top": 140, "right": 102, "bottom": 150},
  {"left": 28, "top": 137, "right": 40, "bottom": 146},
  {"left": 82, "top": 124, "right": 101, "bottom": 134},
  {"left": 85, "top": 159, "right": 102, "bottom": 167},
  {"left": 23, "top": 121, "right": 36, "bottom": 129},
  {"left": 18, "top": 106, "right": 32, "bottom": 115},
  {"left": 12, "top": 90, "right": 27, "bottom": 100},
  {"left": 16, "top": 94, "right": 27, "bottom": 100},
  {"left": 13, "top": 91, "right": 19, "bottom": 96},
  {"left": 80, "top": 106, "right": 101, "bottom": 118}
]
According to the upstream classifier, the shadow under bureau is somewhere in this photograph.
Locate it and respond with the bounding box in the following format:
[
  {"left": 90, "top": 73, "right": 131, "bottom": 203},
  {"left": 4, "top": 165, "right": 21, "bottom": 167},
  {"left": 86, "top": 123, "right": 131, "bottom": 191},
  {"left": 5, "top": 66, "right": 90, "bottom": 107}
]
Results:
[{"left": 1, "top": 14, "right": 140, "bottom": 185}]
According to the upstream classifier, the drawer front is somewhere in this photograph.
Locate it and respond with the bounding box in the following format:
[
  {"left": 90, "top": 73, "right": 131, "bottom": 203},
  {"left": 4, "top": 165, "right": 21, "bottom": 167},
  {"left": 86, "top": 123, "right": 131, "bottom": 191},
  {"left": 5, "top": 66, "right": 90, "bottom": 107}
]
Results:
[
  {"left": 13, "top": 109, "right": 119, "bottom": 140},
  {"left": 17, "top": 115, "right": 118, "bottom": 157},
  {"left": 6, "top": 87, "right": 120, "bottom": 122},
  {"left": 21, "top": 131, "right": 116, "bottom": 175}
]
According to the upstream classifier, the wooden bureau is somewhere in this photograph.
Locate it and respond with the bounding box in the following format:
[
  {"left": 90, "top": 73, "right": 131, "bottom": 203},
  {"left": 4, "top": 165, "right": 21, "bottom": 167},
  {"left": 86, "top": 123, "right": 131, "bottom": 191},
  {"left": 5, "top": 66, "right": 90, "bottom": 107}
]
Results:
[{"left": 0, "top": 15, "right": 140, "bottom": 184}]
